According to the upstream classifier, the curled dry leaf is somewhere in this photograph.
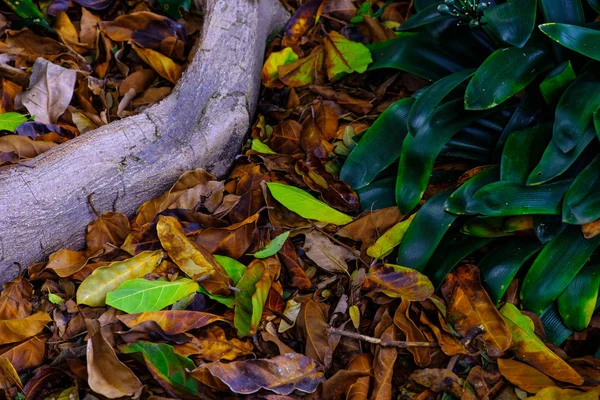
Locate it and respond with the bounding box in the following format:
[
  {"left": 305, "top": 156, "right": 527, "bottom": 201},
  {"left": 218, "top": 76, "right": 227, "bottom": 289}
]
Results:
[
  {"left": 364, "top": 263, "right": 434, "bottom": 301},
  {"left": 346, "top": 353, "right": 372, "bottom": 400},
  {"left": 194, "top": 213, "right": 259, "bottom": 259},
  {"left": 85, "top": 212, "right": 131, "bottom": 252},
  {"left": 370, "top": 311, "right": 396, "bottom": 400},
  {"left": 192, "top": 352, "right": 324, "bottom": 395},
  {"left": 0, "top": 357, "right": 22, "bottom": 390},
  {"left": 529, "top": 387, "right": 600, "bottom": 399},
  {"left": 45, "top": 249, "right": 90, "bottom": 278},
  {"left": 336, "top": 206, "right": 403, "bottom": 245},
  {"left": 0, "top": 277, "right": 33, "bottom": 319},
  {"left": 76, "top": 250, "right": 163, "bottom": 307},
  {"left": 410, "top": 368, "right": 464, "bottom": 398},
  {"left": 321, "top": 368, "right": 371, "bottom": 400},
  {"left": 175, "top": 325, "right": 253, "bottom": 361},
  {"left": 303, "top": 231, "right": 355, "bottom": 274},
  {"left": 393, "top": 298, "right": 431, "bottom": 367},
  {"left": 0, "top": 312, "right": 51, "bottom": 345},
  {"left": 297, "top": 300, "right": 331, "bottom": 365},
  {"left": 0, "top": 135, "right": 57, "bottom": 161},
  {"left": 497, "top": 358, "right": 556, "bottom": 394},
  {"left": 86, "top": 319, "right": 143, "bottom": 399},
  {"left": 0, "top": 335, "right": 48, "bottom": 372},
  {"left": 132, "top": 44, "right": 183, "bottom": 84},
  {"left": 442, "top": 265, "right": 511, "bottom": 357},
  {"left": 157, "top": 215, "right": 232, "bottom": 296},
  {"left": 118, "top": 310, "right": 226, "bottom": 334}
]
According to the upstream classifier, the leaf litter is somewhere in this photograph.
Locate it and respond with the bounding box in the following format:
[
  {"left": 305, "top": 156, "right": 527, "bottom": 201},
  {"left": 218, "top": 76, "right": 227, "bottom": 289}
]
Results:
[{"left": 0, "top": 0, "right": 599, "bottom": 399}]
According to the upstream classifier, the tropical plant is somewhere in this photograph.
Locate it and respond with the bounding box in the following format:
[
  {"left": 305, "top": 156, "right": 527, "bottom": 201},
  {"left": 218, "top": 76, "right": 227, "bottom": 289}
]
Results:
[{"left": 340, "top": 0, "right": 600, "bottom": 343}]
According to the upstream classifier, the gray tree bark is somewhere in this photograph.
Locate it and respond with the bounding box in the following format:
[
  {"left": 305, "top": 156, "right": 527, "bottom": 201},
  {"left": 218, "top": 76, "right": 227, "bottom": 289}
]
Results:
[{"left": 0, "top": 0, "right": 288, "bottom": 282}]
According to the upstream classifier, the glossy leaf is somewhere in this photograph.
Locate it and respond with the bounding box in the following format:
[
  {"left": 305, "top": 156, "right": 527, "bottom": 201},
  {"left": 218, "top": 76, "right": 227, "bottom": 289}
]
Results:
[
  {"left": 340, "top": 98, "right": 413, "bottom": 189},
  {"left": 233, "top": 259, "right": 272, "bottom": 337},
  {"left": 479, "top": 240, "right": 542, "bottom": 304},
  {"left": 356, "top": 176, "right": 396, "bottom": 211},
  {"left": 364, "top": 263, "right": 434, "bottom": 301},
  {"left": 252, "top": 231, "right": 290, "bottom": 258},
  {"left": 557, "top": 265, "right": 600, "bottom": 331},
  {"left": 497, "top": 358, "right": 556, "bottom": 394},
  {"left": 251, "top": 139, "right": 277, "bottom": 154},
  {"left": 397, "top": 190, "right": 457, "bottom": 271},
  {"left": 540, "top": 61, "right": 576, "bottom": 105},
  {"left": 398, "top": 2, "right": 449, "bottom": 31},
  {"left": 213, "top": 255, "right": 245, "bottom": 285},
  {"left": 541, "top": 303, "right": 574, "bottom": 346},
  {"left": 465, "top": 47, "right": 548, "bottom": 110},
  {"left": 76, "top": 250, "right": 163, "bottom": 307},
  {"left": 106, "top": 278, "right": 199, "bottom": 314},
  {"left": 540, "top": 23, "right": 600, "bottom": 61},
  {"left": 538, "top": 0, "right": 584, "bottom": 24},
  {"left": 483, "top": 0, "right": 536, "bottom": 48},
  {"left": 324, "top": 31, "right": 372, "bottom": 80},
  {"left": 266, "top": 182, "right": 353, "bottom": 225},
  {"left": 501, "top": 123, "right": 552, "bottom": 184},
  {"left": 1, "top": 0, "right": 50, "bottom": 28},
  {"left": 461, "top": 215, "right": 534, "bottom": 237},
  {"left": 444, "top": 166, "right": 500, "bottom": 215},
  {"left": 521, "top": 225, "right": 600, "bottom": 314},
  {"left": 500, "top": 303, "right": 583, "bottom": 385},
  {"left": 563, "top": 154, "right": 600, "bottom": 224},
  {"left": 367, "top": 214, "right": 415, "bottom": 259},
  {"left": 192, "top": 352, "right": 324, "bottom": 395}
]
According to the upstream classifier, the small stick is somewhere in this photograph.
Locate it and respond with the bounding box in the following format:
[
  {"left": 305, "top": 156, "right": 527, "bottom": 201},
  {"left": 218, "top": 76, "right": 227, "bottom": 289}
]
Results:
[{"left": 328, "top": 327, "right": 439, "bottom": 348}]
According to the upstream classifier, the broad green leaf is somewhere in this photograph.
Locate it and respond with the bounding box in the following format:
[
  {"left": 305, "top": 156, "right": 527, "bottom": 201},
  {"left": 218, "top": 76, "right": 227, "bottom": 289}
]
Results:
[
  {"left": 538, "top": 0, "right": 584, "bottom": 24},
  {"left": 468, "top": 180, "right": 571, "bottom": 216},
  {"left": 552, "top": 73, "right": 600, "bottom": 152},
  {"left": 120, "top": 341, "right": 203, "bottom": 396},
  {"left": 368, "top": 33, "right": 465, "bottom": 81},
  {"left": 461, "top": 216, "right": 534, "bottom": 238},
  {"left": 444, "top": 166, "right": 500, "bottom": 215},
  {"left": 540, "top": 303, "right": 573, "bottom": 345},
  {"left": 521, "top": 225, "right": 600, "bottom": 314},
  {"left": 479, "top": 240, "right": 542, "bottom": 305},
  {"left": 356, "top": 176, "right": 396, "bottom": 212},
  {"left": 590, "top": 0, "right": 600, "bottom": 13},
  {"left": 533, "top": 214, "right": 567, "bottom": 244},
  {"left": 340, "top": 98, "right": 413, "bottom": 189},
  {"left": 251, "top": 139, "right": 277, "bottom": 154},
  {"left": 562, "top": 154, "right": 600, "bottom": 224},
  {"left": 397, "top": 190, "right": 457, "bottom": 271},
  {"left": 539, "top": 61, "right": 576, "bottom": 105},
  {"left": 398, "top": 2, "right": 450, "bottom": 31},
  {"left": 364, "top": 263, "right": 434, "bottom": 301},
  {"left": 214, "top": 255, "right": 245, "bottom": 285},
  {"left": 106, "top": 278, "right": 199, "bottom": 314},
  {"left": 396, "top": 98, "right": 491, "bottom": 214},
  {"left": 465, "top": 47, "right": 549, "bottom": 110},
  {"left": 540, "top": 23, "right": 600, "bottom": 61},
  {"left": 501, "top": 123, "right": 552, "bottom": 184},
  {"left": 47, "top": 292, "right": 63, "bottom": 304},
  {"left": 261, "top": 47, "right": 299, "bottom": 88},
  {"left": 500, "top": 303, "right": 583, "bottom": 385},
  {"left": 483, "top": 0, "right": 537, "bottom": 48},
  {"left": 422, "top": 232, "right": 491, "bottom": 288},
  {"left": 527, "top": 127, "right": 597, "bottom": 185},
  {"left": 1, "top": 0, "right": 50, "bottom": 28},
  {"left": 156, "top": 0, "right": 190, "bottom": 19},
  {"left": 266, "top": 182, "right": 353, "bottom": 225},
  {"left": 408, "top": 69, "right": 475, "bottom": 136},
  {"left": 557, "top": 265, "right": 600, "bottom": 331},
  {"left": 324, "top": 31, "right": 372, "bottom": 80},
  {"left": 233, "top": 260, "right": 272, "bottom": 337},
  {"left": 76, "top": 250, "right": 163, "bottom": 307},
  {"left": 366, "top": 214, "right": 415, "bottom": 259},
  {"left": 252, "top": 231, "right": 290, "bottom": 259},
  {"left": 0, "top": 113, "right": 28, "bottom": 132}
]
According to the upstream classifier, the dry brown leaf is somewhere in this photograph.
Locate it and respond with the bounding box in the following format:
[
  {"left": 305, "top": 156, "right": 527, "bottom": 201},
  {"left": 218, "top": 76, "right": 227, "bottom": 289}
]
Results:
[
  {"left": 194, "top": 213, "right": 258, "bottom": 259},
  {"left": 337, "top": 206, "right": 403, "bottom": 245},
  {"left": 45, "top": 249, "right": 90, "bottom": 278},
  {"left": 370, "top": 311, "right": 396, "bottom": 400},
  {"left": 0, "top": 135, "right": 57, "bottom": 160},
  {"left": 174, "top": 325, "right": 253, "bottom": 361},
  {"left": 54, "top": 12, "right": 89, "bottom": 54},
  {"left": 582, "top": 218, "right": 600, "bottom": 239},
  {"left": 0, "top": 334, "right": 49, "bottom": 372},
  {"left": 346, "top": 353, "right": 372, "bottom": 400},
  {"left": 303, "top": 231, "right": 355, "bottom": 274},
  {"left": 0, "top": 312, "right": 51, "bottom": 345},
  {"left": 393, "top": 298, "right": 431, "bottom": 367},
  {"left": 498, "top": 358, "right": 557, "bottom": 394},
  {"left": 86, "top": 212, "right": 131, "bottom": 252},
  {"left": 132, "top": 44, "right": 183, "bottom": 84},
  {"left": 297, "top": 300, "right": 331, "bottom": 365},
  {"left": 0, "top": 277, "right": 33, "bottom": 320},
  {"left": 410, "top": 368, "right": 463, "bottom": 398}
]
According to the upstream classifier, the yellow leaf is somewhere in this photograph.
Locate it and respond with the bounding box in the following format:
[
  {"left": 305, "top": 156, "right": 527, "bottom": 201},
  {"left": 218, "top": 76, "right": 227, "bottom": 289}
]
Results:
[
  {"left": 349, "top": 305, "right": 360, "bottom": 330},
  {"left": 367, "top": 214, "right": 415, "bottom": 258},
  {"left": 324, "top": 31, "right": 372, "bottom": 80},
  {"left": 0, "top": 357, "right": 22, "bottom": 390},
  {"left": 261, "top": 47, "right": 299, "bottom": 88},
  {"left": 132, "top": 43, "right": 183, "bottom": 84},
  {"left": 0, "top": 312, "right": 51, "bottom": 345},
  {"left": 530, "top": 387, "right": 600, "bottom": 399},
  {"left": 498, "top": 358, "right": 556, "bottom": 394}
]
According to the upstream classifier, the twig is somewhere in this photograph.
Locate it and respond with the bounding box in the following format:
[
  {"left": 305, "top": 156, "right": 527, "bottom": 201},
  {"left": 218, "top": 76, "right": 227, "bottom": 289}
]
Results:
[
  {"left": 328, "top": 327, "right": 439, "bottom": 348},
  {"left": 87, "top": 193, "right": 100, "bottom": 217}
]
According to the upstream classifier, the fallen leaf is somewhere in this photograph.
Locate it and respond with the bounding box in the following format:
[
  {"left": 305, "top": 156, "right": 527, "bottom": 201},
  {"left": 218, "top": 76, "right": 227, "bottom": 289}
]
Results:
[
  {"left": 268, "top": 120, "right": 303, "bottom": 154},
  {"left": 234, "top": 259, "right": 273, "bottom": 337},
  {"left": 0, "top": 334, "right": 48, "bottom": 372},
  {"left": 0, "top": 112, "right": 27, "bottom": 132},
  {"left": 371, "top": 311, "right": 396, "bottom": 400},
  {"left": 194, "top": 213, "right": 259, "bottom": 259},
  {"left": 279, "top": 46, "right": 325, "bottom": 87},
  {"left": 0, "top": 135, "right": 57, "bottom": 162},
  {"left": 498, "top": 358, "right": 557, "bottom": 394},
  {"left": 175, "top": 325, "right": 253, "bottom": 361},
  {"left": 106, "top": 278, "right": 199, "bottom": 313},
  {"left": 76, "top": 250, "right": 163, "bottom": 307},
  {"left": 324, "top": 31, "right": 372, "bottom": 80},
  {"left": 132, "top": 44, "right": 183, "bottom": 84},
  {"left": 364, "top": 263, "right": 434, "bottom": 301},
  {"left": 157, "top": 215, "right": 232, "bottom": 296},
  {"left": 419, "top": 311, "right": 466, "bottom": 356},
  {"left": 86, "top": 212, "right": 131, "bottom": 252},
  {"left": 0, "top": 277, "right": 33, "bottom": 319},
  {"left": 192, "top": 352, "right": 324, "bottom": 395},
  {"left": 0, "top": 312, "right": 51, "bottom": 345},
  {"left": 20, "top": 58, "right": 77, "bottom": 124},
  {"left": 253, "top": 231, "right": 290, "bottom": 259},
  {"left": 54, "top": 11, "right": 89, "bottom": 54},
  {"left": 500, "top": 303, "right": 583, "bottom": 385},
  {"left": 529, "top": 387, "right": 600, "bottom": 399},
  {"left": 278, "top": 238, "right": 312, "bottom": 290},
  {"left": 393, "top": 298, "right": 431, "bottom": 367},
  {"left": 321, "top": 368, "right": 371, "bottom": 400},
  {"left": 284, "top": 0, "right": 323, "bottom": 42},
  {"left": 86, "top": 319, "right": 143, "bottom": 399},
  {"left": 367, "top": 214, "right": 415, "bottom": 258},
  {"left": 337, "top": 206, "right": 403, "bottom": 245},
  {"left": 0, "top": 357, "right": 22, "bottom": 390},
  {"left": 45, "top": 249, "right": 90, "bottom": 278},
  {"left": 262, "top": 47, "right": 299, "bottom": 88},
  {"left": 410, "top": 368, "right": 463, "bottom": 398},
  {"left": 303, "top": 231, "right": 355, "bottom": 274},
  {"left": 297, "top": 300, "right": 331, "bottom": 365},
  {"left": 582, "top": 218, "right": 600, "bottom": 239},
  {"left": 346, "top": 353, "right": 372, "bottom": 400}
]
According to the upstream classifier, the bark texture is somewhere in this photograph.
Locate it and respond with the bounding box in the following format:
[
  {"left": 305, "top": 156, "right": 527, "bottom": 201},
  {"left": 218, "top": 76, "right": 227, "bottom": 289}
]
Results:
[{"left": 0, "top": 0, "right": 288, "bottom": 281}]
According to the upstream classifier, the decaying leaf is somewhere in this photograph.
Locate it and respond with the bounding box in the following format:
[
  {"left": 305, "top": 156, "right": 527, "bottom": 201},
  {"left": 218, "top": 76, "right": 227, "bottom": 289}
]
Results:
[
  {"left": 394, "top": 298, "right": 431, "bottom": 367},
  {"left": 410, "top": 368, "right": 464, "bottom": 398},
  {"left": 303, "top": 231, "right": 355, "bottom": 273},
  {"left": 366, "top": 214, "right": 415, "bottom": 258},
  {"left": 346, "top": 353, "right": 372, "bottom": 400},
  {"left": 233, "top": 259, "right": 273, "bottom": 337},
  {"left": 364, "top": 263, "right": 434, "bottom": 301},
  {"left": 86, "top": 212, "right": 131, "bottom": 252},
  {"left": 118, "top": 310, "right": 226, "bottom": 334},
  {"left": 0, "top": 312, "right": 51, "bottom": 345},
  {"left": 0, "top": 277, "right": 33, "bottom": 319},
  {"left": 529, "top": 387, "right": 600, "bottom": 399},
  {"left": 498, "top": 358, "right": 557, "bottom": 394},
  {"left": 371, "top": 311, "right": 397, "bottom": 400},
  {"left": 324, "top": 31, "right": 373, "bottom": 80},
  {"left": 175, "top": 325, "right": 253, "bottom": 361}
]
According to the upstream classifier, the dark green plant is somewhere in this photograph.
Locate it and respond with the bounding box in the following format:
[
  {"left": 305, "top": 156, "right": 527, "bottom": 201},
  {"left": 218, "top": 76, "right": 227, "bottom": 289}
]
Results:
[{"left": 340, "top": 0, "right": 600, "bottom": 343}]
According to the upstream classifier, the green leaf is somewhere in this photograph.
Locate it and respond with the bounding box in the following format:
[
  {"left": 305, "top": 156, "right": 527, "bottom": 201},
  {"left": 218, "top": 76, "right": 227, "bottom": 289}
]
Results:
[
  {"left": 398, "top": 2, "right": 450, "bottom": 31},
  {"left": 1, "top": 0, "right": 49, "bottom": 28},
  {"left": 500, "top": 123, "right": 552, "bottom": 184},
  {"left": 106, "top": 278, "right": 199, "bottom": 314},
  {"left": 324, "top": 31, "right": 373, "bottom": 80},
  {"left": 540, "top": 304, "right": 573, "bottom": 346},
  {"left": 368, "top": 33, "right": 466, "bottom": 81},
  {"left": 589, "top": 0, "right": 600, "bottom": 13},
  {"left": 538, "top": 0, "right": 584, "bottom": 24},
  {"left": 120, "top": 341, "right": 203, "bottom": 396},
  {"left": 479, "top": 240, "right": 542, "bottom": 305},
  {"left": 233, "top": 260, "right": 272, "bottom": 337},
  {"left": 48, "top": 292, "right": 63, "bottom": 304},
  {"left": 539, "top": 61, "right": 577, "bottom": 105},
  {"left": 366, "top": 214, "right": 415, "bottom": 259},
  {"left": 552, "top": 73, "right": 600, "bottom": 152},
  {"left": 0, "top": 112, "right": 28, "bottom": 132},
  {"left": 408, "top": 69, "right": 475, "bottom": 136},
  {"left": 558, "top": 265, "right": 600, "bottom": 331},
  {"left": 533, "top": 215, "right": 567, "bottom": 244},
  {"left": 266, "top": 182, "right": 353, "bottom": 225},
  {"left": 423, "top": 232, "right": 492, "bottom": 288},
  {"left": 527, "top": 126, "right": 597, "bottom": 186},
  {"left": 540, "top": 23, "right": 600, "bottom": 61},
  {"left": 562, "top": 154, "right": 600, "bottom": 224},
  {"left": 156, "top": 0, "right": 190, "bottom": 19},
  {"left": 444, "top": 166, "right": 500, "bottom": 215},
  {"left": 500, "top": 303, "right": 584, "bottom": 385},
  {"left": 252, "top": 231, "right": 290, "bottom": 259},
  {"left": 214, "top": 255, "right": 246, "bottom": 285},
  {"left": 251, "top": 139, "right": 277, "bottom": 154},
  {"left": 521, "top": 225, "right": 600, "bottom": 314},
  {"left": 465, "top": 47, "right": 549, "bottom": 110},
  {"left": 397, "top": 190, "right": 457, "bottom": 271},
  {"left": 356, "top": 176, "right": 396, "bottom": 212},
  {"left": 461, "top": 216, "right": 533, "bottom": 238},
  {"left": 468, "top": 180, "right": 571, "bottom": 216},
  {"left": 340, "top": 98, "right": 413, "bottom": 189},
  {"left": 396, "top": 98, "right": 491, "bottom": 214},
  {"left": 483, "top": 0, "right": 537, "bottom": 48}
]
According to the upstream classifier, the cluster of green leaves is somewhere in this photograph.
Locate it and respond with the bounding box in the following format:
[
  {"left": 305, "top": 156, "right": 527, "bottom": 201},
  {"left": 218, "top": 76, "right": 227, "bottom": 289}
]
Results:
[{"left": 341, "top": 0, "right": 600, "bottom": 343}]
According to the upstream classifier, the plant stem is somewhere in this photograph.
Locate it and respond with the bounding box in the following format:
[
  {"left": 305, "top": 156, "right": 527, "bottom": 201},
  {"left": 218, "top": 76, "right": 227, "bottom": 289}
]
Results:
[{"left": 328, "top": 327, "right": 439, "bottom": 348}]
